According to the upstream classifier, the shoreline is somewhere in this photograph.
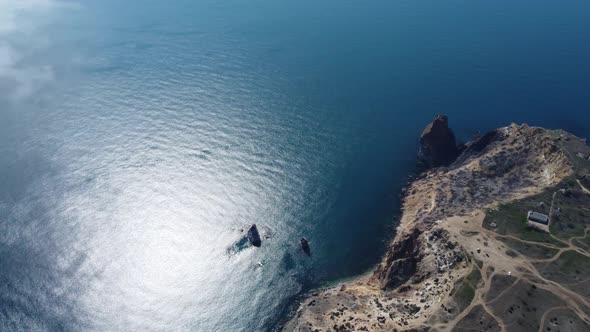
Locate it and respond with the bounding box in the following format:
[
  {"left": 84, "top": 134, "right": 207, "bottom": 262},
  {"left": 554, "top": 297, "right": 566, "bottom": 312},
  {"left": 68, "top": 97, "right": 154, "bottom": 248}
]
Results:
[
  {"left": 281, "top": 119, "right": 590, "bottom": 331},
  {"left": 275, "top": 117, "right": 440, "bottom": 331},
  {"left": 275, "top": 186, "right": 411, "bottom": 331},
  {"left": 275, "top": 149, "right": 427, "bottom": 331}
]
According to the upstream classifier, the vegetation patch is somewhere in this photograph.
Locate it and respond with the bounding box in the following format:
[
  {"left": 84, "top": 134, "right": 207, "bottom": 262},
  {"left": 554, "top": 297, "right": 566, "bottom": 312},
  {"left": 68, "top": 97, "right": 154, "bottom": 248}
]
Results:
[
  {"left": 541, "top": 308, "right": 590, "bottom": 332},
  {"left": 484, "top": 190, "right": 568, "bottom": 247},
  {"left": 454, "top": 305, "right": 500, "bottom": 332},
  {"left": 568, "top": 280, "right": 590, "bottom": 302},
  {"left": 535, "top": 250, "right": 590, "bottom": 285},
  {"left": 454, "top": 282, "right": 475, "bottom": 312},
  {"left": 497, "top": 237, "right": 559, "bottom": 260},
  {"left": 485, "top": 274, "right": 517, "bottom": 302},
  {"left": 488, "top": 280, "right": 565, "bottom": 332},
  {"left": 573, "top": 237, "right": 590, "bottom": 251},
  {"left": 550, "top": 189, "right": 590, "bottom": 240},
  {"left": 466, "top": 267, "right": 482, "bottom": 288},
  {"left": 449, "top": 265, "right": 482, "bottom": 315}
]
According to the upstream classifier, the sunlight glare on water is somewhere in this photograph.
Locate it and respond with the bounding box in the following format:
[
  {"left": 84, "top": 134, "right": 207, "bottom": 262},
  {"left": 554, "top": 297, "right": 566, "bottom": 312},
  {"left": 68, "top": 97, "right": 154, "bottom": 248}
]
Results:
[{"left": 2, "top": 0, "right": 590, "bottom": 331}]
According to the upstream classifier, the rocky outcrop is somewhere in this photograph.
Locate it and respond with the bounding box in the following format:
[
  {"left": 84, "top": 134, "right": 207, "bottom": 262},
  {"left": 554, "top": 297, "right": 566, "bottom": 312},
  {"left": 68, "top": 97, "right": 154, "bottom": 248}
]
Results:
[
  {"left": 247, "top": 224, "right": 261, "bottom": 247},
  {"left": 372, "top": 228, "right": 422, "bottom": 290},
  {"left": 419, "top": 115, "right": 459, "bottom": 167},
  {"left": 300, "top": 238, "right": 311, "bottom": 256},
  {"left": 282, "top": 123, "right": 578, "bottom": 332}
]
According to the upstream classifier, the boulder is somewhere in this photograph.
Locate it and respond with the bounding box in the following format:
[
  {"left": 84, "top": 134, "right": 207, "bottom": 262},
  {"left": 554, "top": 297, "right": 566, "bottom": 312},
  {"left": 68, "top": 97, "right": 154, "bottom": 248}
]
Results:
[
  {"left": 247, "top": 224, "right": 262, "bottom": 247},
  {"left": 419, "top": 115, "right": 459, "bottom": 167},
  {"left": 300, "top": 238, "right": 311, "bottom": 256}
]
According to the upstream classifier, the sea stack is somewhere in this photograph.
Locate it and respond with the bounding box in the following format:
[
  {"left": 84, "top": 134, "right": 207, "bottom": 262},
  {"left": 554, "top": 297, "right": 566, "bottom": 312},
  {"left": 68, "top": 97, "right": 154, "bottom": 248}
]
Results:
[
  {"left": 247, "top": 224, "right": 261, "bottom": 247},
  {"left": 419, "top": 115, "right": 459, "bottom": 168},
  {"left": 300, "top": 238, "right": 311, "bottom": 256}
]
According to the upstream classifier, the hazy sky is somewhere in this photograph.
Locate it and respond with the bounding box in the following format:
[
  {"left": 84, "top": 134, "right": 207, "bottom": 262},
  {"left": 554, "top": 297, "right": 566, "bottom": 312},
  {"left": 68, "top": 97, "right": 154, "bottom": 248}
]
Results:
[{"left": 0, "top": 0, "right": 66, "bottom": 101}]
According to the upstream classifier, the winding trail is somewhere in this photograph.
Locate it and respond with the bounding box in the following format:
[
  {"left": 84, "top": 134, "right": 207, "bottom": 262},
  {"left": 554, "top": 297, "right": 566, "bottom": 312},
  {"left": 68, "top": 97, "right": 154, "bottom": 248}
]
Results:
[
  {"left": 537, "top": 306, "right": 568, "bottom": 332},
  {"left": 438, "top": 210, "right": 590, "bottom": 331},
  {"left": 577, "top": 179, "right": 590, "bottom": 195}
]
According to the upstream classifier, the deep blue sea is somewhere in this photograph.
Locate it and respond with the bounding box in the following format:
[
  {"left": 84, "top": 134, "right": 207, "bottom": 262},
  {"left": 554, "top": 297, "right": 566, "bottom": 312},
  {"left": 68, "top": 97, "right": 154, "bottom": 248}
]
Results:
[{"left": 1, "top": 0, "right": 590, "bottom": 331}]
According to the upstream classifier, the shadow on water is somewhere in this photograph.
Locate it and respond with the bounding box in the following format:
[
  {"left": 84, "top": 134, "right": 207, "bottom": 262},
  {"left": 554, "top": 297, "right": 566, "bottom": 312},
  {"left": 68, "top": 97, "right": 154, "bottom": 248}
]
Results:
[
  {"left": 226, "top": 236, "right": 251, "bottom": 257},
  {"left": 226, "top": 224, "right": 277, "bottom": 258},
  {"left": 279, "top": 252, "right": 296, "bottom": 272}
]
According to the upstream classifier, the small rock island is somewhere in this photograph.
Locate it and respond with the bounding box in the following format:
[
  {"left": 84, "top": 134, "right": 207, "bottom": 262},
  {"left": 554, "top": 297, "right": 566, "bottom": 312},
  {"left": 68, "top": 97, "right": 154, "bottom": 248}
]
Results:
[
  {"left": 282, "top": 116, "right": 590, "bottom": 332},
  {"left": 247, "top": 224, "right": 262, "bottom": 247},
  {"left": 301, "top": 238, "right": 311, "bottom": 256}
]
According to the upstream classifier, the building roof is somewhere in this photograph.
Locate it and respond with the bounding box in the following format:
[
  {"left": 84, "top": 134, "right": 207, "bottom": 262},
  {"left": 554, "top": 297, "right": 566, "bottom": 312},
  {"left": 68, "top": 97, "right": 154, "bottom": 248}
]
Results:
[{"left": 527, "top": 211, "right": 549, "bottom": 225}]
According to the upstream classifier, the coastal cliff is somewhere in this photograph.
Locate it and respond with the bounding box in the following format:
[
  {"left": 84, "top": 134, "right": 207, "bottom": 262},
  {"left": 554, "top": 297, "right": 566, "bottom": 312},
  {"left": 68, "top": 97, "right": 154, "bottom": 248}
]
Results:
[
  {"left": 418, "top": 115, "right": 459, "bottom": 168},
  {"left": 282, "top": 117, "right": 590, "bottom": 332}
]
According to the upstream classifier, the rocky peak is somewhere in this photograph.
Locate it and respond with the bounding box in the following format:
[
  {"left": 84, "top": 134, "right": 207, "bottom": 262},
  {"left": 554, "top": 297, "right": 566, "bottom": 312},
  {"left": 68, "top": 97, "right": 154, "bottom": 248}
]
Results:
[{"left": 419, "top": 115, "right": 459, "bottom": 168}]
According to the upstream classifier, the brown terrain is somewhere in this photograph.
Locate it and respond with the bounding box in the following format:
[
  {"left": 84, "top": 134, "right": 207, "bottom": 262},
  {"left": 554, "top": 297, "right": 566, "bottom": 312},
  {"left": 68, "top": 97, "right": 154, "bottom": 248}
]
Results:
[{"left": 282, "top": 117, "right": 590, "bottom": 332}]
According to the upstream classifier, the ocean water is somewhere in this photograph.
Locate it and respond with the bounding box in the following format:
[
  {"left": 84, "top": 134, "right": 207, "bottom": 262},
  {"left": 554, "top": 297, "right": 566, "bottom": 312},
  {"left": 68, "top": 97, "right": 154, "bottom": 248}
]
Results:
[{"left": 1, "top": 0, "right": 590, "bottom": 331}]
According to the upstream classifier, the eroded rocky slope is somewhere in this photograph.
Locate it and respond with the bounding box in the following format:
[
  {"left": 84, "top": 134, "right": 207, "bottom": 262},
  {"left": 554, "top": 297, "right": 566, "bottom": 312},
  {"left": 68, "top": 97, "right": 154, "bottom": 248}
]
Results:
[{"left": 282, "top": 119, "right": 590, "bottom": 332}]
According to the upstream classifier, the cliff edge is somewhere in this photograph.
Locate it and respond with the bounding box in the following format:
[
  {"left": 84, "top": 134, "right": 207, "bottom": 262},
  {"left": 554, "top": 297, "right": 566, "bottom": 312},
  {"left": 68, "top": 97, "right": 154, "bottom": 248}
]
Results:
[{"left": 282, "top": 117, "right": 590, "bottom": 332}]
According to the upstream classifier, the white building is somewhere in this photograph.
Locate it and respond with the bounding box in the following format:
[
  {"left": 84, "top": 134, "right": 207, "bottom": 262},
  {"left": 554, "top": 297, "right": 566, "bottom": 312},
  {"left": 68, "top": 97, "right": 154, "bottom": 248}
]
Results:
[{"left": 527, "top": 211, "right": 550, "bottom": 232}]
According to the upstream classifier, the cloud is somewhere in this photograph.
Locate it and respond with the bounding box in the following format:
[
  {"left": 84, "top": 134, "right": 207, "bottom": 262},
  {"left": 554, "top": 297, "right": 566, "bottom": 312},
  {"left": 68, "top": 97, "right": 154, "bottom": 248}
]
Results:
[
  {"left": 0, "top": 0, "right": 56, "bottom": 31},
  {"left": 0, "top": 0, "right": 67, "bottom": 101}
]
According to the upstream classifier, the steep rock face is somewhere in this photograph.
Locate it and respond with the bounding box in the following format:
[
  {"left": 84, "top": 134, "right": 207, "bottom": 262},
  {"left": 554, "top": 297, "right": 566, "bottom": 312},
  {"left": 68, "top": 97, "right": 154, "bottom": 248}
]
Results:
[
  {"left": 419, "top": 115, "right": 459, "bottom": 167},
  {"left": 372, "top": 123, "right": 574, "bottom": 291},
  {"left": 372, "top": 228, "right": 421, "bottom": 290},
  {"left": 454, "top": 129, "right": 502, "bottom": 165}
]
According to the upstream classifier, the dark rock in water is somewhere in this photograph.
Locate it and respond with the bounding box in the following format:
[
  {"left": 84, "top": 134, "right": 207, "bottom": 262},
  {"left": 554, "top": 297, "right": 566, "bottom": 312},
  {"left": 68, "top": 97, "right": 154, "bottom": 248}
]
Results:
[
  {"left": 300, "top": 238, "right": 311, "bottom": 256},
  {"left": 419, "top": 115, "right": 459, "bottom": 168},
  {"left": 247, "top": 224, "right": 261, "bottom": 247}
]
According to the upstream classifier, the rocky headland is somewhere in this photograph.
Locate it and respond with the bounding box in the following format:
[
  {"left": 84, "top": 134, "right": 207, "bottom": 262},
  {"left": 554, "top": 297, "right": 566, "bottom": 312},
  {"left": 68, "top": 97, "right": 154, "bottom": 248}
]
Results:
[
  {"left": 418, "top": 115, "right": 460, "bottom": 168},
  {"left": 282, "top": 116, "right": 590, "bottom": 332}
]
